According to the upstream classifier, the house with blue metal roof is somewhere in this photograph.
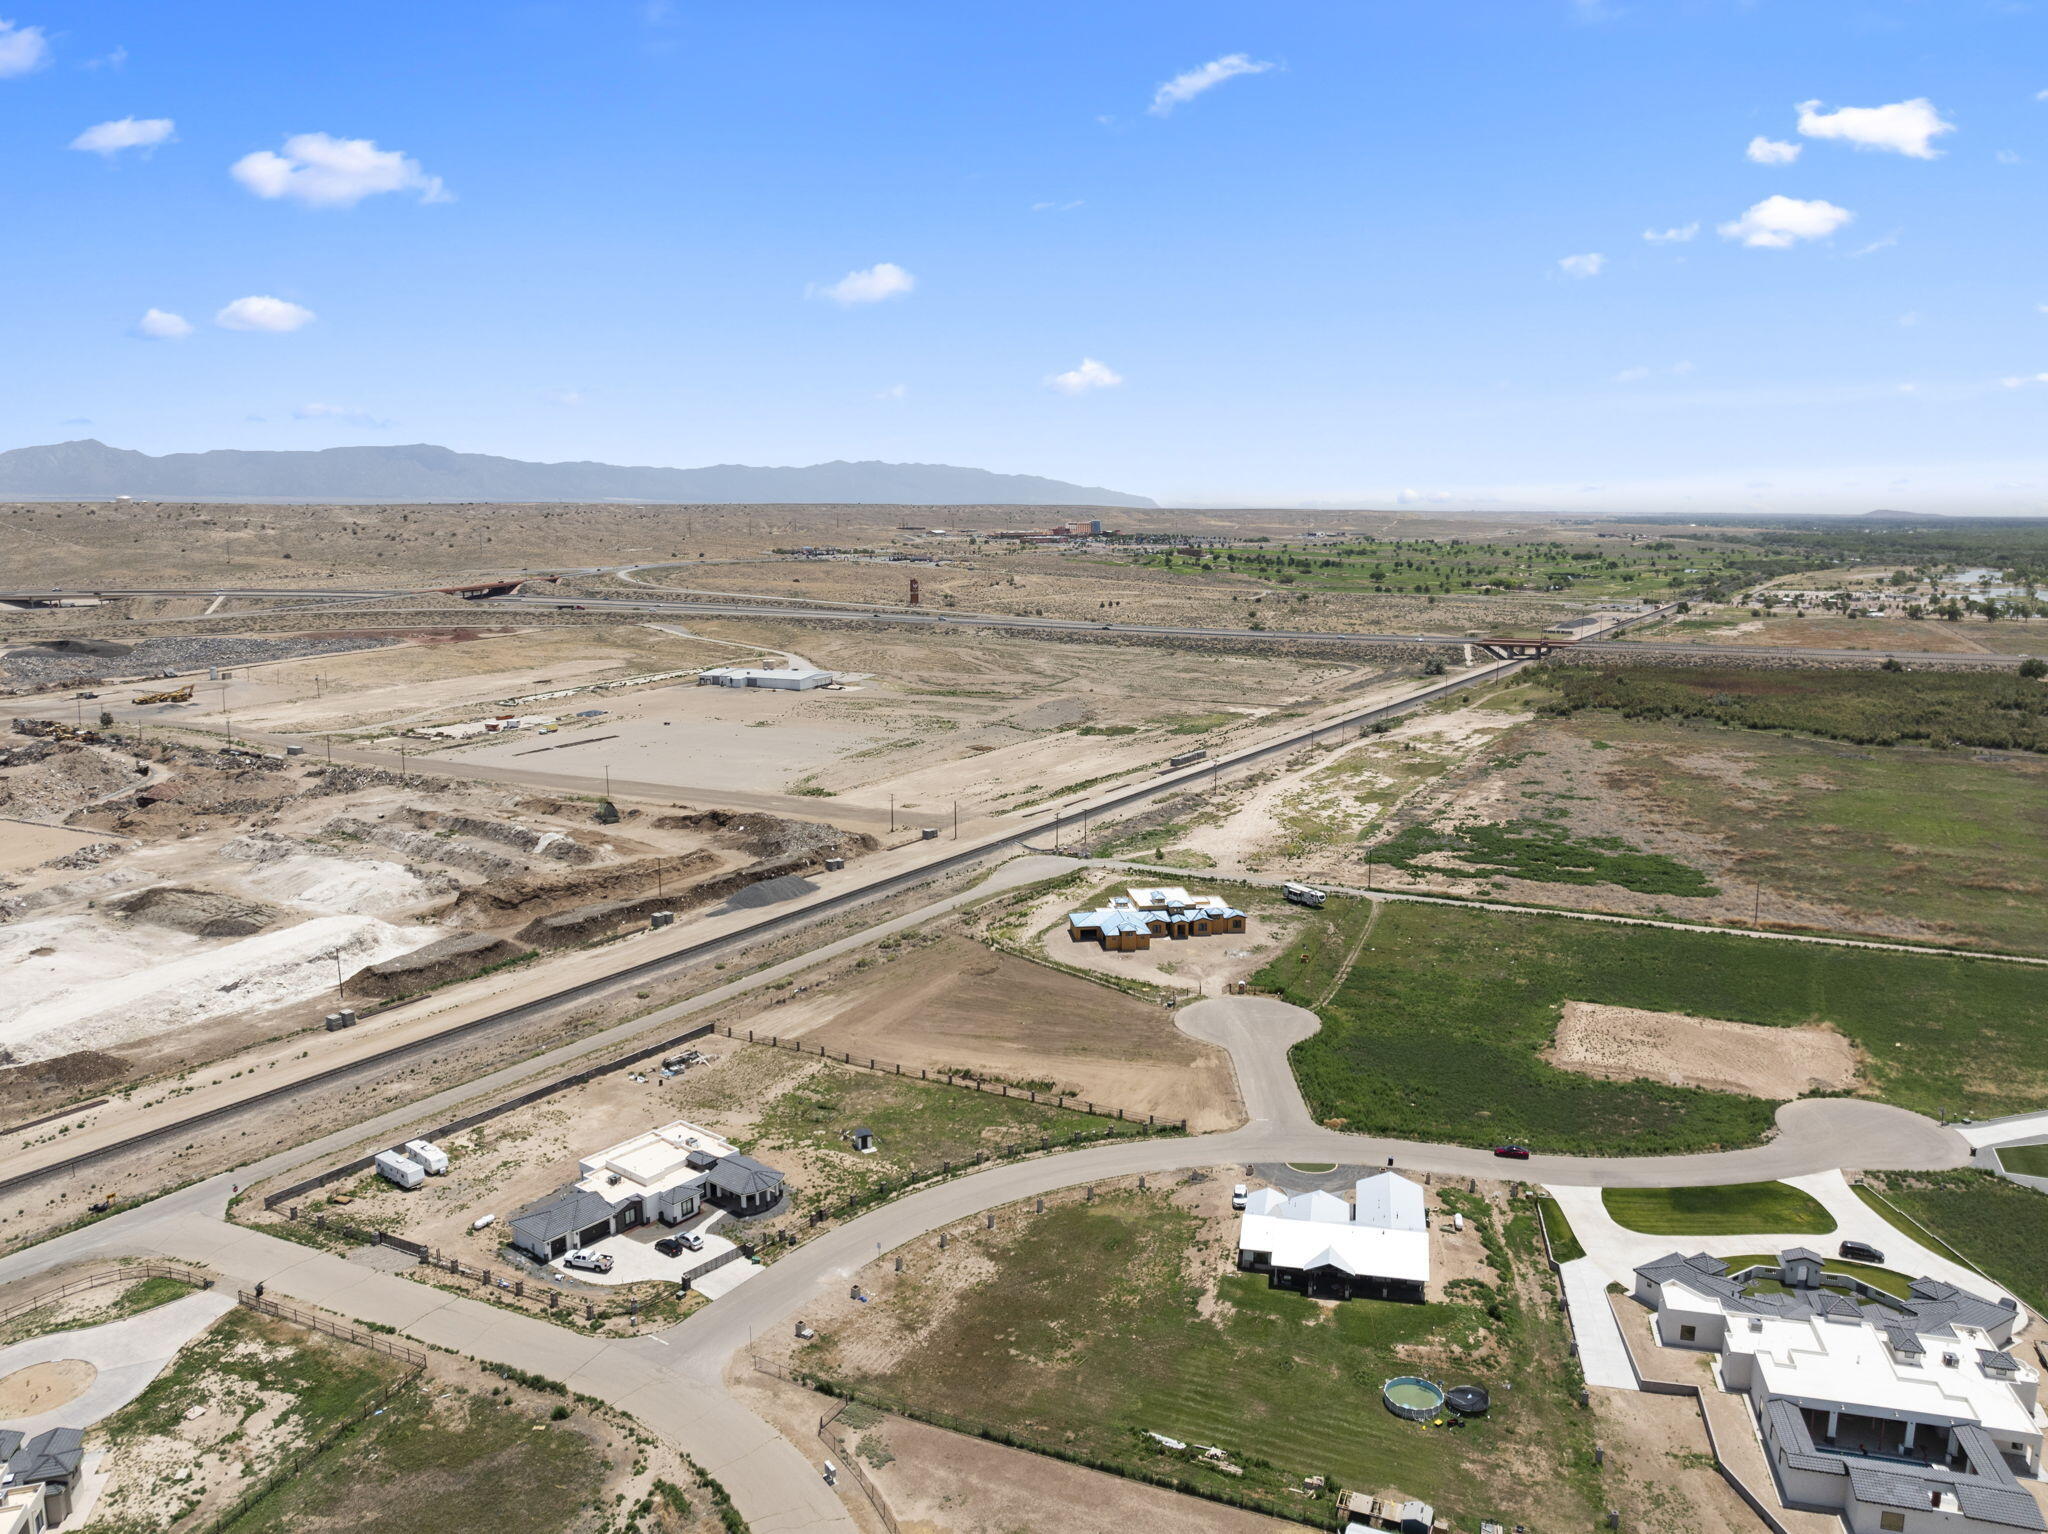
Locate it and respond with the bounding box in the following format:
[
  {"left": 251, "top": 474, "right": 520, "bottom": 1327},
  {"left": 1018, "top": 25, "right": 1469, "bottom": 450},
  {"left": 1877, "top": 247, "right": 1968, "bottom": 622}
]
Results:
[{"left": 1066, "top": 890, "right": 1246, "bottom": 951}]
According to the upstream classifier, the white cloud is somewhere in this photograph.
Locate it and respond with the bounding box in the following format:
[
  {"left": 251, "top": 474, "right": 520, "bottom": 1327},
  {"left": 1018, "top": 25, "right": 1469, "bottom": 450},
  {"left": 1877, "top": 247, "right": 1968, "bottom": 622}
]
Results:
[
  {"left": 1047, "top": 357, "right": 1123, "bottom": 394},
  {"left": 215, "top": 295, "right": 316, "bottom": 332},
  {"left": 1672, "top": 360, "right": 1695, "bottom": 375},
  {"left": 1642, "top": 222, "right": 1698, "bottom": 243},
  {"left": 1148, "top": 53, "right": 1273, "bottom": 116},
  {"left": 1746, "top": 136, "right": 1801, "bottom": 165},
  {"left": 1898, "top": 311, "right": 1921, "bottom": 328},
  {"left": 1996, "top": 149, "right": 2023, "bottom": 165},
  {"left": 231, "top": 132, "right": 451, "bottom": 208},
  {"left": 811, "top": 262, "right": 915, "bottom": 305},
  {"left": 1999, "top": 374, "right": 2048, "bottom": 388},
  {"left": 81, "top": 44, "right": 125, "bottom": 71},
  {"left": 1031, "top": 199, "right": 1084, "bottom": 213},
  {"left": 0, "top": 19, "right": 49, "bottom": 77},
  {"left": 1718, "top": 195, "right": 1853, "bottom": 248},
  {"left": 1558, "top": 252, "right": 1606, "bottom": 278},
  {"left": 875, "top": 382, "right": 908, "bottom": 400},
  {"left": 70, "top": 117, "right": 175, "bottom": 156},
  {"left": 1614, "top": 366, "right": 1651, "bottom": 382},
  {"left": 541, "top": 389, "right": 583, "bottom": 407},
  {"left": 1796, "top": 98, "right": 1955, "bottom": 159},
  {"left": 292, "top": 403, "right": 389, "bottom": 427},
  {"left": 133, "top": 308, "right": 192, "bottom": 340},
  {"left": 1849, "top": 230, "right": 1900, "bottom": 258}
]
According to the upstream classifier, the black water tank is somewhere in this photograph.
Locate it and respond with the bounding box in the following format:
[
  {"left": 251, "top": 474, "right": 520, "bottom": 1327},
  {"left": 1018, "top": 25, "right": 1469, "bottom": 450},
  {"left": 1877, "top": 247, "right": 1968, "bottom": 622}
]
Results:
[{"left": 1445, "top": 1385, "right": 1490, "bottom": 1416}]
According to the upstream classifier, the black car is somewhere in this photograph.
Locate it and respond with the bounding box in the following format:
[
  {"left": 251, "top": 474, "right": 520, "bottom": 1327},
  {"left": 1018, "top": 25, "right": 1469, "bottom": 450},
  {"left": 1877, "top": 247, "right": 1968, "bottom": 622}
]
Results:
[
  {"left": 1838, "top": 1240, "right": 1885, "bottom": 1264},
  {"left": 1492, "top": 1145, "right": 1532, "bottom": 1160},
  {"left": 655, "top": 1236, "right": 687, "bottom": 1257}
]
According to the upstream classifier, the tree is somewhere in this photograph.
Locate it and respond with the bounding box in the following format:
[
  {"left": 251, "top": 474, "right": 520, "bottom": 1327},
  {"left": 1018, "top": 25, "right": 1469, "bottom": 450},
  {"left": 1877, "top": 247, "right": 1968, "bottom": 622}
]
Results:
[{"left": 2021, "top": 657, "right": 2047, "bottom": 679}]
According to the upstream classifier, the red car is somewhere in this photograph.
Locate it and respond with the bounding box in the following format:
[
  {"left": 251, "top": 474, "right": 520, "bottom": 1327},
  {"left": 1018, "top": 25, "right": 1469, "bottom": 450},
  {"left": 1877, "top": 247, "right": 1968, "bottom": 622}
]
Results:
[{"left": 1492, "top": 1145, "right": 1532, "bottom": 1160}]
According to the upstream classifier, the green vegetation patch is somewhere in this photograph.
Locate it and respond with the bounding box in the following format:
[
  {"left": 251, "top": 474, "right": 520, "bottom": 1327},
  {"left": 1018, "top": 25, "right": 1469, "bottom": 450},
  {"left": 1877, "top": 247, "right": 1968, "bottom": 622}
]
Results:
[
  {"left": 1264, "top": 900, "right": 2047, "bottom": 1154},
  {"left": 813, "top": 1188, "right": 1600, "bottom": 1529},
  {"left": 1540, "top": 665, "right": 2048, "bottom": 753},
  {"left": 1717, "top": 1252, "right": 1914, "bottom": 1301},
  {"left": 1995, "top": 1143, "right": 2048, "bottom": 1178},
  {"left": 0, "top": 1273, "right": 201, "bottom": 1347},
  {"left": 1536, "top": 1199, "right": 1586, "bottom": 1264},
  {"left": 1375, "top": 819, "right": 1718, "bottom": 896},
  {"left": 749, "top": 1061, "right": 1147, "bottom": 1207},
  {"left": 1601, "top": 1182, "right": 1835, "bottom": 1236},
  {"left": 219, "top": 1386, "right": 601, "bottom": 1534},
  {"left": 1862, "top": 1170, "right": 2048, "bottom": 1317}
]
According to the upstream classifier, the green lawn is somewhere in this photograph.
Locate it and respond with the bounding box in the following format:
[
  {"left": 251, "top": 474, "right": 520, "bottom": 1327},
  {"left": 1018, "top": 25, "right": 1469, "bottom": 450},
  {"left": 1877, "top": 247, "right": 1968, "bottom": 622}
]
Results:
[
  {"left": 1537, "top": 1198, "right": 1586, "bottom": 1263},
  {"left": 0, "top": 1272, "right": 201, "bottom": 1347},
  {"left": 1602, "top": 1183, "right": 1835, "bottom": 1237},
  {"left": 1716, "top": 1252, "right": 1914, "bottom": 1300},
  {"left": 1995, "top": 1143, "right": 2048, "bottom": 1177},
  {"left": 1264, "top": 899, "right": 2048, "bottom": 1154},
  {"left": 1374, "top": 819, "right": 1718, "bottom": 897},
  {"left": 808, "top": 1188, "right": 1602, "bottom": 1530},
  {"left": 1860, "top": 1171, "right": 2048, "bottom": 1317}
]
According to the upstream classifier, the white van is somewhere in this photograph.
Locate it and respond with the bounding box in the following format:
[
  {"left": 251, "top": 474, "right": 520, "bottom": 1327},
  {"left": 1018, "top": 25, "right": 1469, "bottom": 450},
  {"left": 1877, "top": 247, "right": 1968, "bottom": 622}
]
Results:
[
  {"left": 375, "top": 1150, "right": 425, "bottom": 1190},
  {"left": 403, "top": 1140, "right": 450, "bottom": 1175},
  {"left": 1231, "top": 1183, "right": 1249, "bottom": 1210}
]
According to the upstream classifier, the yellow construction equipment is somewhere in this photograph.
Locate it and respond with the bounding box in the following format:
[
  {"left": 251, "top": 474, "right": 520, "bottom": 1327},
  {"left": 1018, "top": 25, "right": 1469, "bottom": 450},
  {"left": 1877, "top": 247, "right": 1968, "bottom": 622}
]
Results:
[{"left": 131, "top": 684, "right": 194, "bottom": 705}]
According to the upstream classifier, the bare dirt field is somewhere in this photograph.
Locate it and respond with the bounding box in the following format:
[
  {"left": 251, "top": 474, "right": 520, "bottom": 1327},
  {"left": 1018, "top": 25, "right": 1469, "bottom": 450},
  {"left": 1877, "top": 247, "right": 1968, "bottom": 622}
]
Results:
[
  {"left": 734, "top": 933, "right": 1243, "bottom": 1132},
  {"left": 1547, "top": 1000, "right": 1861, "bottom": 1098},
  {"left": 0, "top": 1356, "right": 95, "bottom": 1415}
]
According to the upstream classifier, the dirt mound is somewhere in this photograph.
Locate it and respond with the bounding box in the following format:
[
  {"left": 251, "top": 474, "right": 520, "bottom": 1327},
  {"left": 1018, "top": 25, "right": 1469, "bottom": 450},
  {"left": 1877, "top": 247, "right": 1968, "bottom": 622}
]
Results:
[
  {"left": 1547, "top": 1000, "right": 1860, "bottom": 1098},
  {"left": 111, "top": 885, "right": 282, "bottom": 938},
  {"left": 348, "top": 931, "right": 528, "bottom": 999},
  {"left": 651, "top": 807, "right": 877, "bottom": 860},
  {"left": 447, "top": 849, "right": 721, "bottom": 927},
  {"left": 401, "top": 808, "right": 598, "bottom": 864},
  {"left": 513, "top": 853, "right": 820, "bottom": 947},
  {"left": 723, "top": 873, "right": 819, "bottom": 909},
  {"left": 0, "top": 744, "right": 137, "bottom": 822}
]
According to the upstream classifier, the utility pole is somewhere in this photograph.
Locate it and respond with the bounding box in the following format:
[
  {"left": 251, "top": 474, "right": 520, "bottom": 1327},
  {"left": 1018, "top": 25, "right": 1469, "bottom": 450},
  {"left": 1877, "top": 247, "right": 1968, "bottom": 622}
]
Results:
[
  {"left": 334, "top": 954, "right": 346, "bottom": 1005},
  {"left": 889, "top": 793, "right": 896, "bottom": 834},
  {"left": 1753, "top": 881, "right": 1762, "bottom": 929},
  {"left": 952, "top": 800, "right": 959, "bottom": 840}
]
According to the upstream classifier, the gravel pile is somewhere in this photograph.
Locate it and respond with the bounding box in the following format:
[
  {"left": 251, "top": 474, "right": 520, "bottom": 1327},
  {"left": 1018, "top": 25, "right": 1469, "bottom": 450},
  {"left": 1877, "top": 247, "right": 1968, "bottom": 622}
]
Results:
[{"left": 0, "top": 633, "right": 399, "bottom": 687}]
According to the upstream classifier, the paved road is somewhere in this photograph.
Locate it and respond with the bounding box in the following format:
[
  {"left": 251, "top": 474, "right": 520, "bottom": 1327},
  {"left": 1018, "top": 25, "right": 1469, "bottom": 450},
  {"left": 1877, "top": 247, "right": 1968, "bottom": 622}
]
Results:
[
  {"left": 0, "top": 992, "right": 1975, "bottom": 1532},
  {"left": 2, "top": 582, "right": 2028, "bottom": 667}
]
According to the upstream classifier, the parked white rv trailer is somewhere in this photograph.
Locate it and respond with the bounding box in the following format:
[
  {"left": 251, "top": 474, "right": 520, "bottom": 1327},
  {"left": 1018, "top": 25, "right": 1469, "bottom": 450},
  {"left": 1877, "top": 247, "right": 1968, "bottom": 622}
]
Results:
[
  {"left": 375, "top": 1149, "right": 425, "bottom": 1189},
  {"left": 403, "top": 1139, "right": 450, "bottom": 1175},
  {"left": 1282, "top": 882, "right": 1326, "bottom": 908}
]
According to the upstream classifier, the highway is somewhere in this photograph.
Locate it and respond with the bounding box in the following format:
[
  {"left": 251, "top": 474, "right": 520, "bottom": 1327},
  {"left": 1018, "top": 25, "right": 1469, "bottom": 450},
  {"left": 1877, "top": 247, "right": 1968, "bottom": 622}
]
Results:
[{"left": 1, "top": 581, "right": 2028, "bottom": 666}]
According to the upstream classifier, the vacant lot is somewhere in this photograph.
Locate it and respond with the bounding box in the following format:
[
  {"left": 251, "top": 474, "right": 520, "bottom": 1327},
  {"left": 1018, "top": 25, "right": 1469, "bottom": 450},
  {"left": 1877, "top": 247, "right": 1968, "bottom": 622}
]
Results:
[
  {"left": 1264, "top": 900, "right": 2048, "bottom": 1154},
  {"left": 1549, "top": 1001, "right": 1858, "bottom": 1098},
  {"left": 747, "top": 931, "right": 1242, "bottom": 1130},
  {"left": 791, "top": 1179, "right": 1603, "bottom": 1531},
  {"left": 1600, "top": 1182, "right": 1836, "bottom": 1236},
  {"left": 0, "top": 1269, "right": 200, "bottom": 1346}
]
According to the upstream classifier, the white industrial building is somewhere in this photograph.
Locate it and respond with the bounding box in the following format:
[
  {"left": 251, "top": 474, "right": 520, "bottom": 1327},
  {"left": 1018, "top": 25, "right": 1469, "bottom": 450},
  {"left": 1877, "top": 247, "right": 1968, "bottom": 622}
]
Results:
[
  {"left": 696, "top": 665, "right": 832, "bottom": 690},
  {"left": 1236, "top": 1171, "right": 1430, "bottom": 1302},
  {"left": 1634, "top": 1250, "right": 2045, "bottom": 1533}
]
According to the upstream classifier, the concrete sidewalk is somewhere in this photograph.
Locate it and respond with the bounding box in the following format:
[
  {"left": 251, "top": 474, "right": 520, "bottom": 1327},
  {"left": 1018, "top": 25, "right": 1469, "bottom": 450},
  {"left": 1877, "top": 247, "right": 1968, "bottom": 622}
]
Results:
[{"left": 1557, "top": 1257, "right": 1636, "bottom": 1391}]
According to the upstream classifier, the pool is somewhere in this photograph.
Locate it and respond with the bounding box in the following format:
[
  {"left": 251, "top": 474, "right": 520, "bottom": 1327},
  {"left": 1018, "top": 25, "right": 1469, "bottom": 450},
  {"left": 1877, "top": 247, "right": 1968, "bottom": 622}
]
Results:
[{"left": 1383, "top": 1375, "right": 1446, "bottom": 1421}]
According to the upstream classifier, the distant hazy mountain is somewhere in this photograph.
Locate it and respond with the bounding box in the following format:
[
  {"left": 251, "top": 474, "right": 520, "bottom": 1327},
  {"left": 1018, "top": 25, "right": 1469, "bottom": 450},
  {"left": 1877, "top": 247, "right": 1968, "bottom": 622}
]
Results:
[{"left": 0, "top": 439, "right": 1156, "bottom": 507}]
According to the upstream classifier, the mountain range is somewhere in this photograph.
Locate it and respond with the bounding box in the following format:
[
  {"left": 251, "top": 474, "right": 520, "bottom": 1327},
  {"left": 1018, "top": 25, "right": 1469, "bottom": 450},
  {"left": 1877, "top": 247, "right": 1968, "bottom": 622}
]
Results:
[{"left": 0, "top": 440, "right": 1156, "bottom": 507}]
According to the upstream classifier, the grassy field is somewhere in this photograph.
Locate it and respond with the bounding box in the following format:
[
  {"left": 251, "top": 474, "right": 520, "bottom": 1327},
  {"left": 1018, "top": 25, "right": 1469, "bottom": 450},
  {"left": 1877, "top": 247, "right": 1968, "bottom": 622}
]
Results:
[
  {"left": 746, "top": 1060, "right": 1151, "bottom": 1208},
  {"left": 1860, "top": 1170, "right": 2048, "bottom": 1317},
  {"left": 221, "top": 1385, "right": 602, "bottom": 1534},
  {"left": 1263, "top": 900, "right": 2048, "bottom": 1154},
  {"left": 811, "top": 1186, "right": 1602, "bottom": 1530},
  {"left": 1995, "top": 1143, "right": 2048, "bottom": 1177},
  {"left": 1537, "top": 1197, "right": 1586, "bottom": 1263},
  {"left": 1601, "top": 1182, "right": 1835, "bottom": 1236},
  {"left": 1375, "top": 819, "right": 1717, "bottom": 896},
  {"left": 1542, "top": 712, "right": 2048, "bottom": 955},
  {"left": 1539, "top": 665, "right": 2048, "bottom": 753}
]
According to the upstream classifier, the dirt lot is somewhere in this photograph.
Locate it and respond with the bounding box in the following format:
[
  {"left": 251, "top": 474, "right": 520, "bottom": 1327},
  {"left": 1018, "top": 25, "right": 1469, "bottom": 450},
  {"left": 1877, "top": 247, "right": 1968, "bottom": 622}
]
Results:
[
  {"left": 751, "top": 933, "right": 1242, "bottom": 1131},
  {"left": 1548, "top": 1000, "right": 1861, "bottom": 1097}
]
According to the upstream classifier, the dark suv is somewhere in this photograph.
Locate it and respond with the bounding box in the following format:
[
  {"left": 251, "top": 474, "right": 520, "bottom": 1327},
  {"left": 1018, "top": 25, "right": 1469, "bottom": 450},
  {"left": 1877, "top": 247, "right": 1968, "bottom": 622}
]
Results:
[{"left": 1838, "top": 1240, "right": 1885, "bottom": 1264}]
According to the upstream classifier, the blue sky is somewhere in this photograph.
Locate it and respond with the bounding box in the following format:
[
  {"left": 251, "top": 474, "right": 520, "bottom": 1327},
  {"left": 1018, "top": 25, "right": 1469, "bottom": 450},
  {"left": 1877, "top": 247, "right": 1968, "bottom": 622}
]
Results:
[{"left": 2, "top": 1, "right": 2044, "bottom": 511}]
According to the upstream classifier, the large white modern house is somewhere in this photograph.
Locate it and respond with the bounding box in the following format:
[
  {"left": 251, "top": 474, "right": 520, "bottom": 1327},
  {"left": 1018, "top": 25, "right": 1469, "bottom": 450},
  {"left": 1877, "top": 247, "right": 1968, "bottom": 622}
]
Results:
[
  {"left": 1634, "top": 1249, "right": 2046, "bottom": 1533},
  {"left": 1236, "top": 1171, "right": 1430, "bottom": 1302}
]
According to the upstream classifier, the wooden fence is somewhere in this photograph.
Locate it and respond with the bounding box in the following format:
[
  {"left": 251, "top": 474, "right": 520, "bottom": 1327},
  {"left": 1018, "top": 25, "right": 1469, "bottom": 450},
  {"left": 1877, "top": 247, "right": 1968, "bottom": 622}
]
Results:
[{"left": 0, "top": 1261, "right": 212, "bottom": 1327}]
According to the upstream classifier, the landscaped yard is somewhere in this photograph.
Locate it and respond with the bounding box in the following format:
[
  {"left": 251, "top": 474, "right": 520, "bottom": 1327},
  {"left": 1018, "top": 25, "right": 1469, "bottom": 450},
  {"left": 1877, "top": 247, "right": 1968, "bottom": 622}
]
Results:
[
  {"left": 1859, "top": 1170, "right": 2048, "bottom": 1317},
  {"left": 1994, "top": 1143, "right": 2048, "bottom": 1178},
  {"left": 798, "top": 1184, "right": 1605, "bottom": 1530},
  {"left": 1716, "top": 1253, "right": 1914, "bottom": 1301},
  {"left": 1264, "top": 899, "right": 2048, "bottom": 1154},
  {"left": 1601, "top": 1183, "right": 1836, "bottom": 1237}
]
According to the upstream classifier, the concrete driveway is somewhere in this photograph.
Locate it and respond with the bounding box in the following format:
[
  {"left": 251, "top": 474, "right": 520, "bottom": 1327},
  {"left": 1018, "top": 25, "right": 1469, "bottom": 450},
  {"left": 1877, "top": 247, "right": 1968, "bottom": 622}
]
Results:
[{"left": 0, "top": 1289, "right": 236, "bottom": 1435}]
